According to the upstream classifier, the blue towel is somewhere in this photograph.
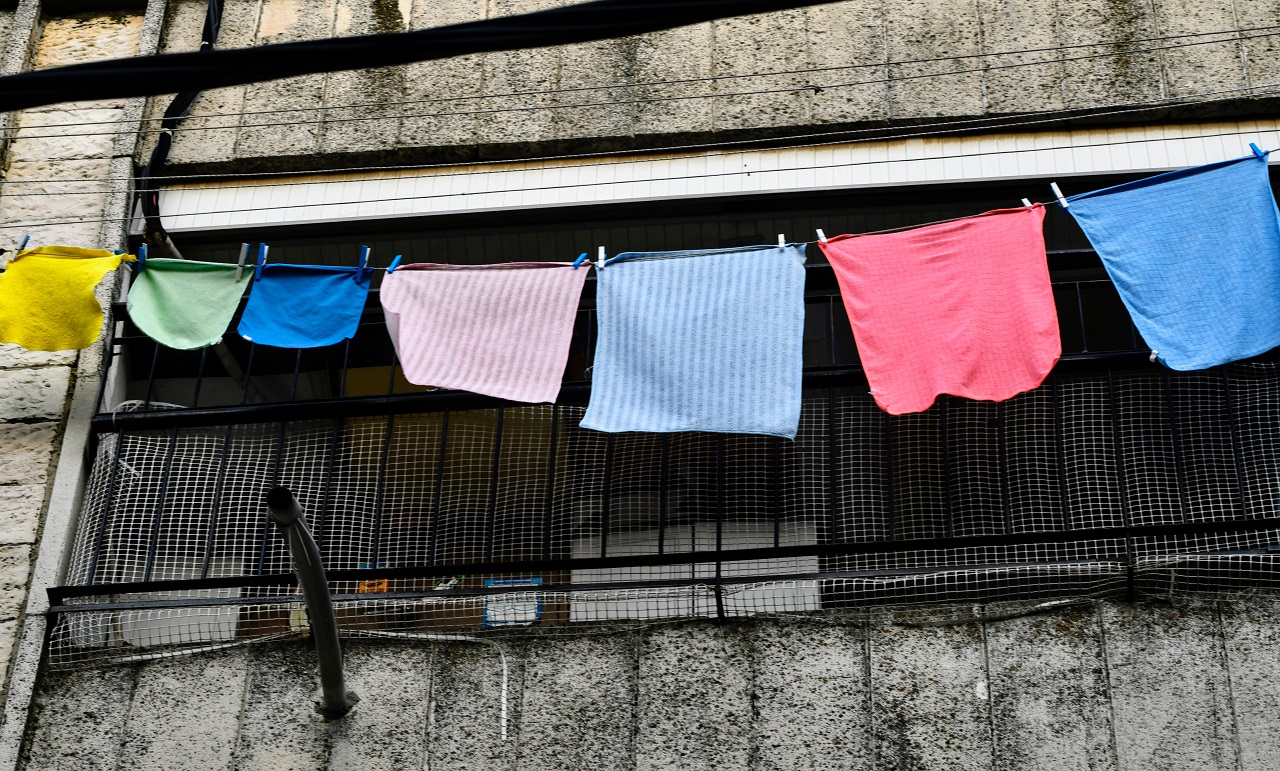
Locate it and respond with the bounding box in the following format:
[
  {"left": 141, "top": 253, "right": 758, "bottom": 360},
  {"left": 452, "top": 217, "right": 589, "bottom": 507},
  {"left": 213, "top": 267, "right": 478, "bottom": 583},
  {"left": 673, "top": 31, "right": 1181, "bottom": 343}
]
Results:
[
  {"left": 581, "top": 245, "right": 806, "bottom": 438},
  {"left": 238, "top": 264, "right": 372, "bottom": 348},
  {"left": 1066, "top": 152, "right": 1280, "bottom": 370}
]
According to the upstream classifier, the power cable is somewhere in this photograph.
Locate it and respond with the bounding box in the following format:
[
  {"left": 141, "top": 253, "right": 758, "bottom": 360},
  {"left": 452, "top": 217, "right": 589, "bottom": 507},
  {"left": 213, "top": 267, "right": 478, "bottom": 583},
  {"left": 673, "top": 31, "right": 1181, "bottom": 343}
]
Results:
[
  {"left": 13, "top": 22, "right": 1280, "bottom": 132},
  {"left": 3, "top": 82, "right": 1275, "bottom": 196},
  {"left": 10, "top": 27, "right": 1280, "bottom": 142}
]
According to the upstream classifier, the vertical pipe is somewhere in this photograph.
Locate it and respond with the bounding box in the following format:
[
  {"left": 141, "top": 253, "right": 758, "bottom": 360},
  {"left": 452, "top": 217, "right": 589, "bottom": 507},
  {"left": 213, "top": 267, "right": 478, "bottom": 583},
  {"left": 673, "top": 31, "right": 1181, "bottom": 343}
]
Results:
[
  {"left": 939, "top": 395, "right": 954, "bottom": 538},
  {"left": 771, "top": 437, "right": 781, "bottom": 549},
  {"left": 428, "top": 410, "right": 450, "bottom": 566},
  {"left": 1106, "top": 368, "right": 1137, "bottom": 598},
  {"left": 1051, "top": 374, "right": 1071, "bottom": 530},
  {"left": 141, "top": 427, "right": 181, "bottom": 581},
  {"left": 86, "top": 432, "right": 126, "bottom": 584},
  {"left": 1220, "top": 366, "right": 1249, "bottom": 519},
  {"left": 1074, "top": 282, "right": 1089, "bottom": 353},
  {"left": 997, "top": 401, "right": 1012, "bottom": 535},
  {"left": 142, "top": 343, "right": 161, "bottom": 408},
  {"left": 542, "top": 406, "right": 558, "bottom": 561},
  {"left": 239, "top": 344, "right": 257, "bottom": 405},
  {"left": 258, "top": 422, "right": 288, "bottom": 574},
  {"left": 199, "top": 425, "right": 235, "bottom": 579},
  {"left": 190, "top": 347, "right": 208, "bottom": 408},
  {"left": 485, "top": 408, "right": 505, "bottom": 564},
  {"left": 267, "top": 487, "right": 358, "bottom": 719},
  {"left": 658, "top": 435, "right": 669, "bottom": 555},
  {"left": 714, "top": 434, "right": 726, "bottom": 622},
  {"left": 370, "top": 414, "right": 396, "bottom": 566},
  {"left": 1162, "top": 372, "right": 1190, "bottom": 524},
  {"left": 600, "top": 434, "right": 613, "bottom": 558},
  {"left": 828, "top": 384, "right": 839, "bottom": 544}
]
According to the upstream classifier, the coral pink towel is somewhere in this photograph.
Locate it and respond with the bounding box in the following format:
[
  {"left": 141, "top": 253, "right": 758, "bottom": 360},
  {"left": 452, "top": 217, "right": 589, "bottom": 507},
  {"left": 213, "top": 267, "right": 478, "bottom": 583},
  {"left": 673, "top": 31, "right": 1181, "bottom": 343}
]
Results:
[
  {"left": 380, "top": 262, "right": 588, "bottom": 403},
  {"left": 819, "top": 206, "right": 1060, "bottom": 415}
]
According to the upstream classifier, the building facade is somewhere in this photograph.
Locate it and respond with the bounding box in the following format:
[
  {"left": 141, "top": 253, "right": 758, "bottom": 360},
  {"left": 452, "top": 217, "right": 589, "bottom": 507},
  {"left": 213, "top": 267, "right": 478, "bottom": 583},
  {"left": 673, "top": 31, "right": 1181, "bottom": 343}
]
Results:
[{"left": 1, "top": 0, "right": 1280, "bottom": 769}]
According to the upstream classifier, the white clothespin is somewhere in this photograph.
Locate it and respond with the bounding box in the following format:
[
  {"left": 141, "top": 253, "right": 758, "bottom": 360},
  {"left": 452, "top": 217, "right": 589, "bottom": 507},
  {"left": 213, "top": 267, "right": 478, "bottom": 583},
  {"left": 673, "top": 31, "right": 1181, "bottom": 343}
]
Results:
[
  {"left": 1149, "top": 350, "right": 1159, "bottom": 363},
  {"left": 1021, "top": 198, "right": 1033, "bottom": 208},
  {"left": 778, "top": 234, "right": 786, "bottom": 248},
  {"left": 816, "top": 229, "right": 828, "bottom": 245},
  {"left": 596, "top": 246, "right": 606, "bottom": 270},
  {"left": 1050, "top": 182, "right": 1069, "bottom": 209},
  {"left": 235, "top": 243, "right": 249, "bottom": 282}
]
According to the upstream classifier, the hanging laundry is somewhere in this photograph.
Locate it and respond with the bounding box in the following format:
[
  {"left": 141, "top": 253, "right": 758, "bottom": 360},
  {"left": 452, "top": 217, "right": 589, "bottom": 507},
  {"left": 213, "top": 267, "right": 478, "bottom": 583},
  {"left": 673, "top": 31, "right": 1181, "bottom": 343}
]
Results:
[
  {"left": 820, "top": 206, "right": 1059, "bottom": 415},
  {"left": 380, "top": 262, "right": 589, "bottom": 403},
  {"left": 237, "top": 264, "right": 371, "bottom": 348},
  {"left": 580, "top": 245, "right": 807, "bottom": 438},
  {"left": 0, "top": 246, "right": 132, "bottom": 352},
  {"left": 127, "top": 259, "right": 251, "bottom": 350},
  {"left": 1065, "top": 151, "right": 1280, "bottom": 371}
]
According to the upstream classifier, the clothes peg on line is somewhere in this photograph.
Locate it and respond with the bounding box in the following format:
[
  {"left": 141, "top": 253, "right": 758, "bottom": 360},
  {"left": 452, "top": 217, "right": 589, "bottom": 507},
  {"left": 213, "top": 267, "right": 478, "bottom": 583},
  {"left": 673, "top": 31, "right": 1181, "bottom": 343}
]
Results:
[
  {"left": 572, "top": 252, "right": 589, "bottom": 269},
  {"left": 778, "top": 234, "right": 786, "bottom": 247},
  {"left": 358, "top": 245, "right": 370, "bottom": 271},
  {"left": 254, "top": 243, "right": 269, "bottom": 281},
  {"left": 596, "top": 246, "right": 606, "bottom": 270},
  {"left": 1050, "top": 182, "right": 1069, "bottom": 209},
  {"left": 387, "top": 254, "right": 403, "bottom": 274},
  {"left": 1021, "top": 198, "right": 1033, "bottom": 208},
  {"left": 235, "top": 243, "right": 249, "bottom": 282},
  {"left": 1251, "top": 143, "right": 1269, "bottom": 159},
  {"left": 18, "top": 234, "right": 29, "bottom": 252},
  {"left": 816, "top": 229, "right": 828, "bottom": 244},
  {"left": 137, "top": 243, "right": 147, "bottom": 273}
]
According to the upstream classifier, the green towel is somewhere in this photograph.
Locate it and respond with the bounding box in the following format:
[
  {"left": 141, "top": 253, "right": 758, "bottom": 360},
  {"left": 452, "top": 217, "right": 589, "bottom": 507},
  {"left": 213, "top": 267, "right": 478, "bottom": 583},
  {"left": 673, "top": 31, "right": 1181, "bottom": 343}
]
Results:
[{"left": 126, "top": 258, "right": 251, "bottom": 350}]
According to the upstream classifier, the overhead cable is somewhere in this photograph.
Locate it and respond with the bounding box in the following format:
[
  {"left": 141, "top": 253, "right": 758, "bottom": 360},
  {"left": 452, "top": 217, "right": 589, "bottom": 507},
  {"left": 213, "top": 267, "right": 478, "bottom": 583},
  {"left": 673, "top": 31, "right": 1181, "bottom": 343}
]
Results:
[
  {"left": 10, "top": 27, "right": 1280, "bottom": 141},
  {"left": 13, "top": 22, "right": 1280, "bottom": 132},
  {"left": 2, "top": 82, "right": 1275, "bottom": 195}
]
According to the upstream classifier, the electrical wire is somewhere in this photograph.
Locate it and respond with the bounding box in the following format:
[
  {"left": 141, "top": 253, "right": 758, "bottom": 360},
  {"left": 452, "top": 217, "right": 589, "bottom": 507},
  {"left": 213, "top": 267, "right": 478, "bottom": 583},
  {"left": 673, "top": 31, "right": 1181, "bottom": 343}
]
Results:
[
  {"left": 2, "top": 122, "right": 1272, "bottom": 232},
  {"left": 10, "top": 26, "right": 1280, "bottom": 142},
  {"left": 4, "top": 79, "right": 1277, "bottom": 196},
  {"left": 14, "top": 22, "right": 1280, "bottom": 133}
]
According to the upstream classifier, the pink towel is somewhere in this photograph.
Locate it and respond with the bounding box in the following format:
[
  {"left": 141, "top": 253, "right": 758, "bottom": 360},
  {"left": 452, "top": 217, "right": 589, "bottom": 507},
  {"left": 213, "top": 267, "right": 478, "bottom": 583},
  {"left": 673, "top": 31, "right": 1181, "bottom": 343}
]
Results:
[
  {"left": 380, "top": 262, "right": 588, "bottom": 403},
  {"left": 819, "top": 206, "right": 1060, "bottom": 415}
]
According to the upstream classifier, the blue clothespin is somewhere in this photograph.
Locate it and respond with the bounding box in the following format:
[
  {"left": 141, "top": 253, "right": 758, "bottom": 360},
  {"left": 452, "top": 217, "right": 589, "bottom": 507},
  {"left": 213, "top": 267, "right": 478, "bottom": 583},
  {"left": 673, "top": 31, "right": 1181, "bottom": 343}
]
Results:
[
  {"left": 254, "top": 243, "right": 269, "bottom": 281},
  {"left": 358, "top": 245, "right": 370, "bottom": 271},
  {"left": 387, "top": 254, "right": 403, "bottom": 274},
  {"left": 137, "top": 243, "right": 147, "bottom": 274},
  {"left": 572, "top": 252, "right": 589, "bottom": 269},
  {"left": 18, "top": 234, "right": 29, "bottom": 252},
  {"left": 1251, "top": 143, "right": 1268, "bottom": 159}
]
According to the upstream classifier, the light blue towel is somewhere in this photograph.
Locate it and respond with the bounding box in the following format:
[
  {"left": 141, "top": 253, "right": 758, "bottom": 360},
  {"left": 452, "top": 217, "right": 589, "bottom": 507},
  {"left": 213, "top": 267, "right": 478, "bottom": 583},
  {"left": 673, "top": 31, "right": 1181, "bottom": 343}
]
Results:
[
  {"left": 580, "top": 245, "right": 806, "bottom": 438},
  {"left": 238, "top": 264, "right": 372, "bottom": 349},
  {"left": 1066, "top": 152, "right": 1280, "bottom": 370}
]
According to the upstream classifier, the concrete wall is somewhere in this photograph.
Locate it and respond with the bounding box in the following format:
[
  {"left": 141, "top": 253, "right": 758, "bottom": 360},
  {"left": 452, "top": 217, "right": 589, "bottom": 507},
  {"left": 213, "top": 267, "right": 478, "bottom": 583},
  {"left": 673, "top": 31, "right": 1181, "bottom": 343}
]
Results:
[
  {"left": 17, "top": 596, "right": 1280, "bottom": 771},
  {"left": 148, "top": 0, "right": 1280, "bottom": 173}
]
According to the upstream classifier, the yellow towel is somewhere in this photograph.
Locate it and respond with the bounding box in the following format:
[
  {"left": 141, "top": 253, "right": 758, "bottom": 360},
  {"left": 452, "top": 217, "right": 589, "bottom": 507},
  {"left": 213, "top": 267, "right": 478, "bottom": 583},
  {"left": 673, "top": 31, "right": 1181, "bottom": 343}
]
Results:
[{"left": 0, "top": 246, "right": 133, "bottom": 351}]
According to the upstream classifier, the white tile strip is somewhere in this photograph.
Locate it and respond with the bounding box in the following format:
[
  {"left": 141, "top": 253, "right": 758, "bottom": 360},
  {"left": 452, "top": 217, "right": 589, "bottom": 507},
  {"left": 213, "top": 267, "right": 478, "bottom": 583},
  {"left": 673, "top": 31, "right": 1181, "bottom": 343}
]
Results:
[{"left": 148, "top": 119, "right": 1280, "bottom": 234}]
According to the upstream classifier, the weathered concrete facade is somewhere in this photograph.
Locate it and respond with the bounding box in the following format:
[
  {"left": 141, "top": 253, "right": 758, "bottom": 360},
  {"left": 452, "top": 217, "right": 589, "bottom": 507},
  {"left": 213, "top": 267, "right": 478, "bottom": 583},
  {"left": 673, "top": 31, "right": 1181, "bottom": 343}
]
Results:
[
  {"left": 149, "top": 0, "right": 1280, "bottom": 172},
  {"left": 17, "top": 598, "right": 1280, "bottom": 771},
  {"left": 0, "top": 0, "right": 1279, "bottom": 769}
]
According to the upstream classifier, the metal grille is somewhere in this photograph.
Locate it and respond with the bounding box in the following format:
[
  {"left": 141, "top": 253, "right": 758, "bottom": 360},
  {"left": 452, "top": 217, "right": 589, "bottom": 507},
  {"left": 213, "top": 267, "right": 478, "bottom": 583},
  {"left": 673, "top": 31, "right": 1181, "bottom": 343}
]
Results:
[{"left": 48, "top": 362, "right": 1280, "bottom": 669}]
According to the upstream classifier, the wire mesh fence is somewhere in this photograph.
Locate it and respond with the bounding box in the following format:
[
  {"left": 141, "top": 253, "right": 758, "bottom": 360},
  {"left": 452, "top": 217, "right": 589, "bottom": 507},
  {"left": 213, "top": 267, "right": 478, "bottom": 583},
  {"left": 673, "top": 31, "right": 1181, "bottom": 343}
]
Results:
[{"left": 46, "top": 362, "right": 1280, "bottom": 670}]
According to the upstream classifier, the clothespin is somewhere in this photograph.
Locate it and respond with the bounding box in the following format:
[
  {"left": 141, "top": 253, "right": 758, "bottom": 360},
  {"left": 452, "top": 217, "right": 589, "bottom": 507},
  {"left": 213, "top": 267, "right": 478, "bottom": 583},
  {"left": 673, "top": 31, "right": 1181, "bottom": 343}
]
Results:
[
  {"left": 572, "top": 252, "right": 589, "bottom": 269},
  {"left": 1149, "top": 350, "right": 1159, "bottom": 363},
  {"left": 596, "top": 246, "right": 606, "bottom": 270},
  {"left": 235, "top": 243, "right": 249, "bottom": 282},
  {"left": 778, "top": 234, "right": 786, "bottom": 248},
  {"left": 358, "top": 245, "right": 370, "bottom": 271},
  {"left": 254, "top": 243, "right": 269, "bottom": 281},
  {"left": 17, "top": 234, "right": 29, "bottom": 252},
  {"left": 1021, "top": 198, "right": 1033, "bottom": 208},
  {"left": 136, "top": 243, "right": 147, "bottom": 274},
  {"left": 387, "top": 254, "right": 403, "bottom": 274},
  {"left": 1251, "top": 143, "right": 1268, "bottom": 159},
  {"left": 816, "top": 229, "right": 828, "bottom": 245},
  {"left": 1050, "top": 182, "right": 1069, "bottom": 209}
]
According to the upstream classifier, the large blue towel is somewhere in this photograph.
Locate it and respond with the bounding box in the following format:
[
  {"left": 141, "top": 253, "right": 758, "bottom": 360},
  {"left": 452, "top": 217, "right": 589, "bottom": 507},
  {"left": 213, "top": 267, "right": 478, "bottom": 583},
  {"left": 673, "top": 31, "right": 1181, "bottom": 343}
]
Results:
[
  {"left": 580, "top": 245, "right": 806, "bottom": 438},
  {"left": 238, "top": 264, "right": 372, "bottom": 348},
  {"left": 1066, "top": 152, "right": 1280, "bottom": 370}
]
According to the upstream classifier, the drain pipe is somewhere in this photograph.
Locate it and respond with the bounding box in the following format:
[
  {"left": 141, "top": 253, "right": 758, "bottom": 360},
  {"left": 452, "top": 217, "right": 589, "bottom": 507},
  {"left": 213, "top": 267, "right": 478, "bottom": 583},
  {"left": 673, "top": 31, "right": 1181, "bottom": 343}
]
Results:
[{"left": 267, "top": 486, "right": 359, "bottom": 719}]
